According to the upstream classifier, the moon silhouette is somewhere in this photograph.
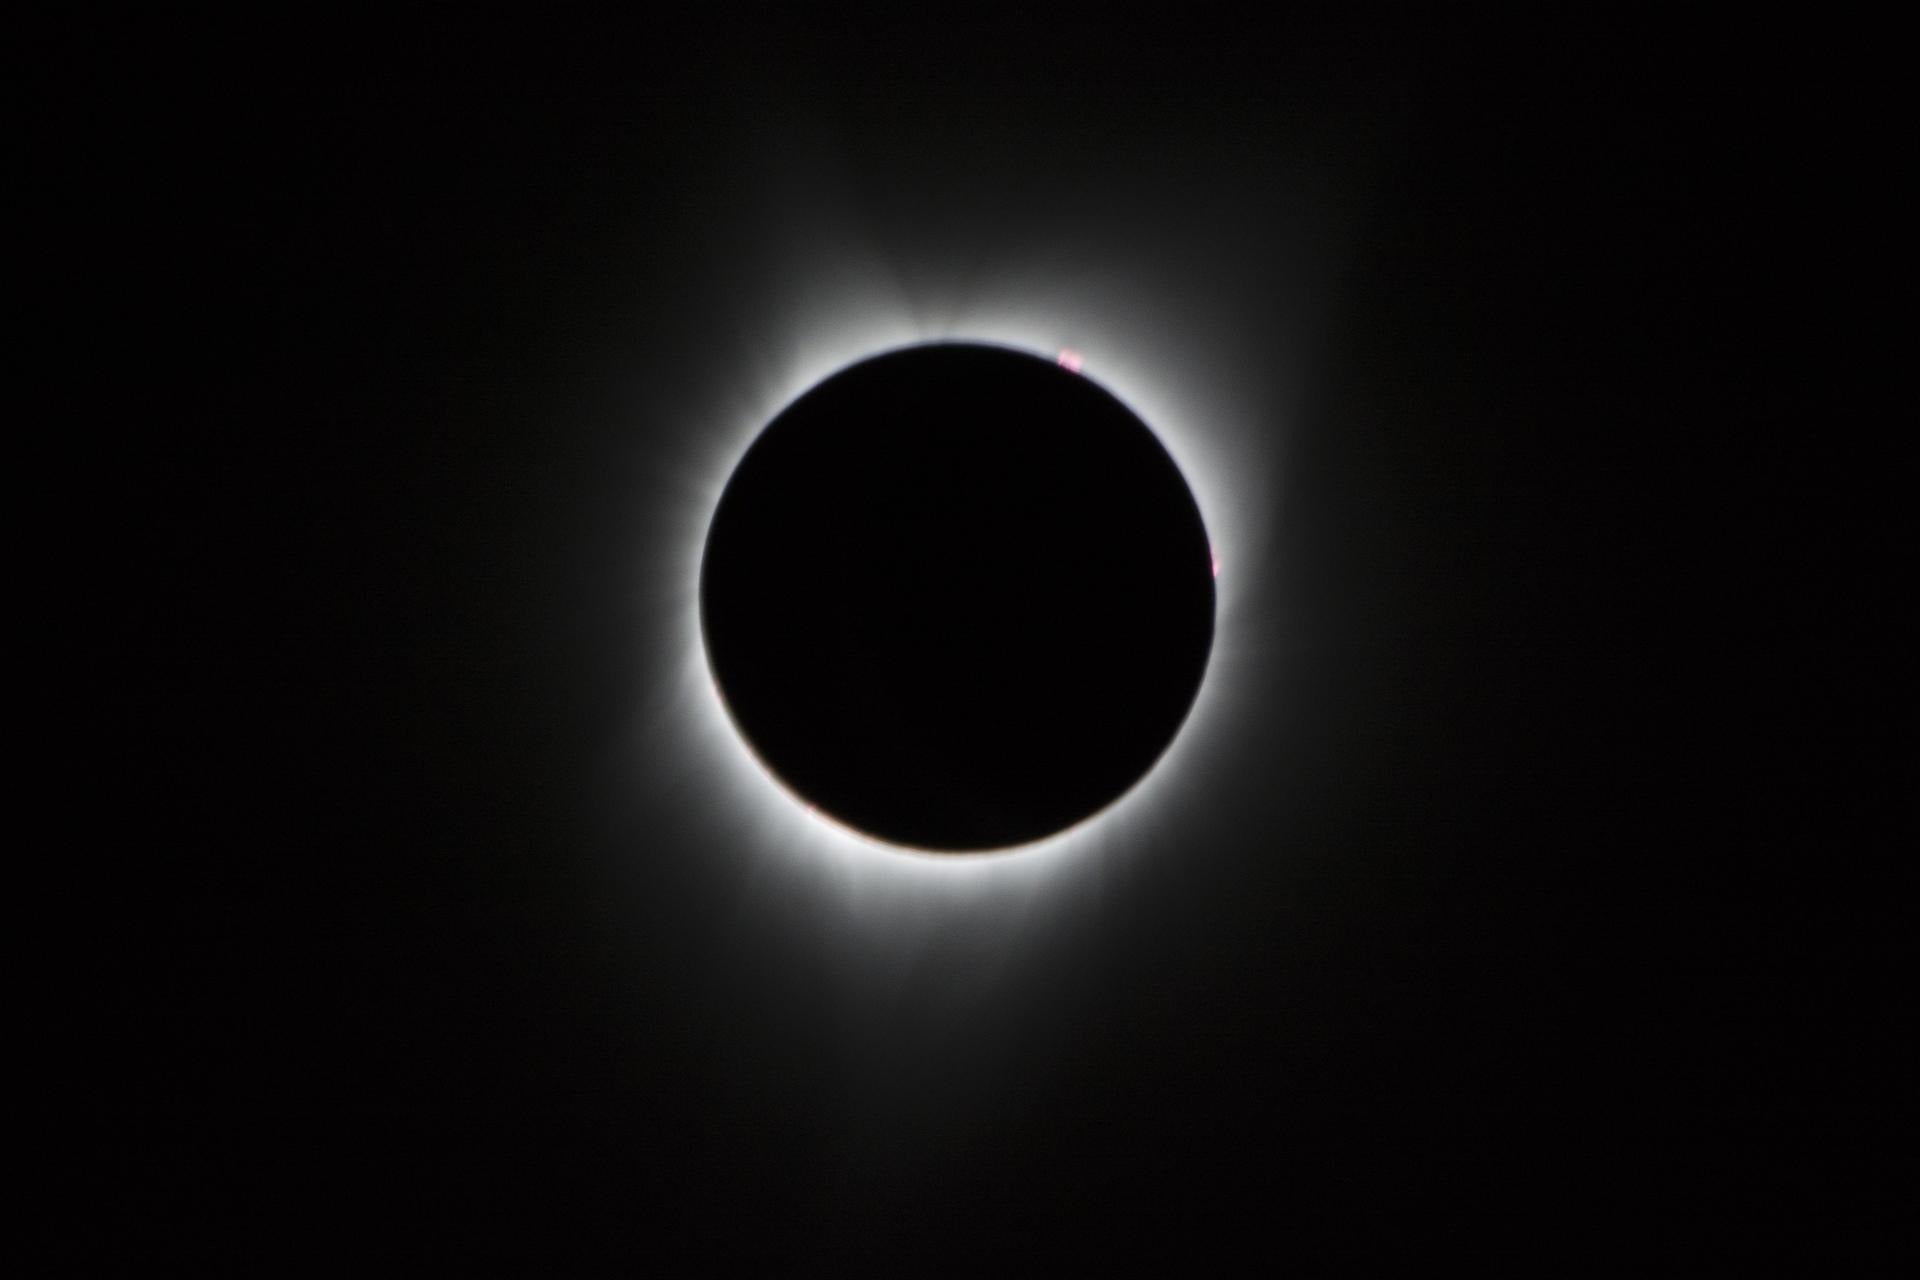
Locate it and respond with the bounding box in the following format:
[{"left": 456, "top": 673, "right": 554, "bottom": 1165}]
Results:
[{"left": 699, "top": 342, "right": 1215, "bottom": 852}]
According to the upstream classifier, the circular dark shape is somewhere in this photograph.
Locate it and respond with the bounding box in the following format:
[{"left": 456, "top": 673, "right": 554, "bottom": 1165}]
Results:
[{"left": 700, "top": 343, "right": 1214, "bottom": 852}]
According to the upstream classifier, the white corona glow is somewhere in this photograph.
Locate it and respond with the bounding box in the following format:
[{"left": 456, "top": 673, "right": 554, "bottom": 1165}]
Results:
[{"left": 620, "top": 211, "right": 1290, "bottom": 926}]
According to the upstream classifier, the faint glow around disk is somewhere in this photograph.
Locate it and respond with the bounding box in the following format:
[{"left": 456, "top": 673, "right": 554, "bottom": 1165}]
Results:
[{"left": 644, "top": 259, "right": 1276, "bottom": 912}]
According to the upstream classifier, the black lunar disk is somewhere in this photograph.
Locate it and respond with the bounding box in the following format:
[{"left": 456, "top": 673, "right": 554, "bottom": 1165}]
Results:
[{"left": 700, "top": 343, "right": 1215, "bottom": 852}]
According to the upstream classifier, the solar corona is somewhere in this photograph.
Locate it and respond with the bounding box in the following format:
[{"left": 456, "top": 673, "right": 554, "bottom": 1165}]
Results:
[{"left": 636, "top": 259, "right": 1277, "bottom": 906}]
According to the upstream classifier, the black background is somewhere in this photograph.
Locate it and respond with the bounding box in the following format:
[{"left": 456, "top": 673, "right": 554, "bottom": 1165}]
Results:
[{"left": 59, "top": 7, "right": 1905, "bottom": 1269}]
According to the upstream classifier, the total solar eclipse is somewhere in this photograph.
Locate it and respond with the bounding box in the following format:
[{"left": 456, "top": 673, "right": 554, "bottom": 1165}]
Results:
[{"left": 699, "top": 342, "right": 1215, "bottom": 852}]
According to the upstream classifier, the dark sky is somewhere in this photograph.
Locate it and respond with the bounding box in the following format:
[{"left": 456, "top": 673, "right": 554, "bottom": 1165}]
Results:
[{"left": 68, "top": 8, "right": 1904, "bottom": 1269}]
